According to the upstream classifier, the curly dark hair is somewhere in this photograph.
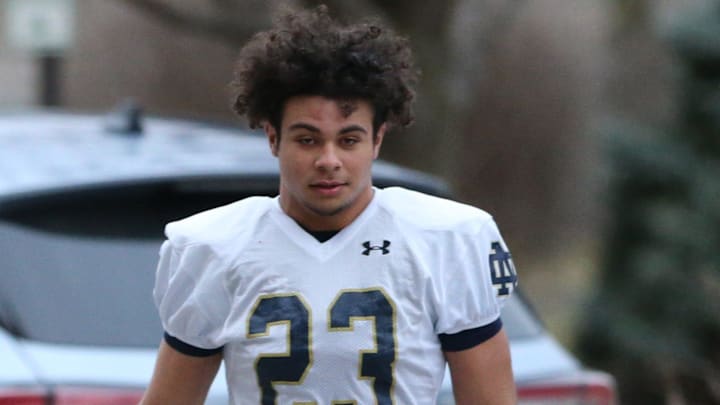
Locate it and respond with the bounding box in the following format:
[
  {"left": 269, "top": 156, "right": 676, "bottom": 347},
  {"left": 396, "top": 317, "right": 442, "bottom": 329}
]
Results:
[{"left": 230, "top": 5, "right": 418, "bottom": 134}]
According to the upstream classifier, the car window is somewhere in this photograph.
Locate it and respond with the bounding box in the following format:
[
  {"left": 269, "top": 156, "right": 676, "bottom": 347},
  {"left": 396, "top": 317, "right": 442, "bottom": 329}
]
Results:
[
  {"left": 0, "top": 219, "right": 163, "bottom": 347},
  {"left": 0, "top": 182, "right": 542, "bottom": 347},
  {"left": 0, "top": 182, "right": 260, "bottom": 347}
]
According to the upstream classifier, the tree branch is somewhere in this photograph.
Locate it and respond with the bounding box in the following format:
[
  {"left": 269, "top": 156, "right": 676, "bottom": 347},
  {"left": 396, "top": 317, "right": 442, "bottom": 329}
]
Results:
[{"left": 118, "top": 0, "right": 269, "bottom": 47}]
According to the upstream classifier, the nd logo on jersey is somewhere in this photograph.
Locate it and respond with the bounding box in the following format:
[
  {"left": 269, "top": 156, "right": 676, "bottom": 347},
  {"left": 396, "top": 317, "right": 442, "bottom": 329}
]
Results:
[{"left": 488, "top": 242, "right": 518, "bottom": 296}]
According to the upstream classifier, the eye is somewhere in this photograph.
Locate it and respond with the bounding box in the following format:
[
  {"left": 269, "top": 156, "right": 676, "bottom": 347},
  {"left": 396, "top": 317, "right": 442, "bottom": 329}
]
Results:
[
  {"left": 297, "top": 137, "right": 315, "bottom": 145},
  {"left": 340, "top": 137, "right": 359, "bottom": 147}
]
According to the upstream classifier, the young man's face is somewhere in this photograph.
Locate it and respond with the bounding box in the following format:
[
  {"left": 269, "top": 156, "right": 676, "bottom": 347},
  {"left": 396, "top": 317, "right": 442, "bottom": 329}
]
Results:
[{"left": 264, "top": 95, "right": 385, "bottom": 231}]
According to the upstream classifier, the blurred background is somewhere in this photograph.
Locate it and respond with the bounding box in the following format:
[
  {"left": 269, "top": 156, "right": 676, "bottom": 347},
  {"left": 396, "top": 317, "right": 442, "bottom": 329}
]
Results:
[{"left": 1, "top": 0, "right": 718, "bottom": 403}]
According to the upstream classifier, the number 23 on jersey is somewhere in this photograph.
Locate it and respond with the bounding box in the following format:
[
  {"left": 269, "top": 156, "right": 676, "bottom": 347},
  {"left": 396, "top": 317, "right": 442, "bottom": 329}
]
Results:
[{"left": 247, "top": 288, "right": 397, "bottom": 405}]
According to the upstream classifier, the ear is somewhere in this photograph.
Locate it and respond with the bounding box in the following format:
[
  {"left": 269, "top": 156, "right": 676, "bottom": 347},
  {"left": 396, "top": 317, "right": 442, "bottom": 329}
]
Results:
[
  {"left": 372, "top": 123, "right": 387, "bottom": 160},
  {"left": 264, "top": 122, "right": 279, "bottom": 157}
]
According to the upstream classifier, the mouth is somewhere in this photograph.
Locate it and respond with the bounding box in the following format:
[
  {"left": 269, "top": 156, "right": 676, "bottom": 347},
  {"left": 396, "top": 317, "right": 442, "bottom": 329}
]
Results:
[{"left": 310, "top": 180, "right": 347, "bottom": 196}]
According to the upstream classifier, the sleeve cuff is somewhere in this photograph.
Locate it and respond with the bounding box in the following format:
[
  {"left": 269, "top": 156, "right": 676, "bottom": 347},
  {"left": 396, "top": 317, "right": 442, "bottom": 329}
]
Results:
[
  {"left": 438, "top": 317, "right": 503, "bottom": 352},
  {"left": 164, "top": 331, "right": 224, "bottom": 357}
]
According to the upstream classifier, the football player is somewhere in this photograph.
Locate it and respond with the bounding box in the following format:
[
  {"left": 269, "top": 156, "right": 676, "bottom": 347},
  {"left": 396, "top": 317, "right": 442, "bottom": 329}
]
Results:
[{"left": 141, "top": 5, "right": 517, "bottom": 405}]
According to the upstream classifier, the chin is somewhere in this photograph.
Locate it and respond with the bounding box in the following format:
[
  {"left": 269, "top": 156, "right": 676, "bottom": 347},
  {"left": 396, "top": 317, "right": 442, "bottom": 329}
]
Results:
[{"left": 307, "top": 202, "right": 348, "bottom": 218}]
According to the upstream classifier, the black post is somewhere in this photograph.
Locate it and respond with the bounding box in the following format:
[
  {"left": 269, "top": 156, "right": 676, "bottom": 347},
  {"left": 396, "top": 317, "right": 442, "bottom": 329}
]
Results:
[{"left": 38, "top": 54, "right": 62, "bottom": 107}]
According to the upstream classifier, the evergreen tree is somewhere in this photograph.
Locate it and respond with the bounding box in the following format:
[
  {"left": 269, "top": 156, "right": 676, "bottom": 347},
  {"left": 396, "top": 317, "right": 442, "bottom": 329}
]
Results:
[{"left": 576, "top": 2, "right": 720, "bottom": 403}]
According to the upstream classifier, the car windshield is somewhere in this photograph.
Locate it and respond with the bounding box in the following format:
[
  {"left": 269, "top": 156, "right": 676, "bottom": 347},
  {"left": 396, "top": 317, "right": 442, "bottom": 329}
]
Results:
[{"left": 0, "top": 183, "right": 542, "bottom": 348}]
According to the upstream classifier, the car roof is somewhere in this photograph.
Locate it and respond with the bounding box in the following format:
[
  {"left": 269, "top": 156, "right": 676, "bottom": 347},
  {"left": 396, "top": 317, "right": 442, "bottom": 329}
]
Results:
[{"left": 0, "top": 109, "right": 450, "bottom": 210}]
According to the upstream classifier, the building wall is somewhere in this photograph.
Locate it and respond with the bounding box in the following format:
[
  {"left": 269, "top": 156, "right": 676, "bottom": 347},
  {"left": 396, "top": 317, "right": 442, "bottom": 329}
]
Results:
[
  {"left": 0, "top": 4, "right": 36, "bottom": 107},
  {"left": 1, "top": 1, "right": 242, "bottom": 122},
  {"left": 65, "top": 1, "right": 241, "bottom": 122}
]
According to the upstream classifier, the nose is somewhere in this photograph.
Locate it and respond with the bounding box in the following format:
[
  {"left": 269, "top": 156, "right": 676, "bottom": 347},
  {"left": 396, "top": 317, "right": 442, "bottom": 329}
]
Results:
[{"left": 314, "top": 144, "right": 342, "bottom": 171}]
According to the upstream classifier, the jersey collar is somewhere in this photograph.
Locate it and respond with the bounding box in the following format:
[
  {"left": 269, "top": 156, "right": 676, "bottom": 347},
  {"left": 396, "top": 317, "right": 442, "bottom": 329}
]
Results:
[{"left": 269, "top": 188, "right": 381, "bottom": 261}]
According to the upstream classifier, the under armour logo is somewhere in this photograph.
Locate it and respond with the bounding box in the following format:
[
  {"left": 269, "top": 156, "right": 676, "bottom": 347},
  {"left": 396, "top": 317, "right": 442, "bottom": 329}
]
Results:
[
  {"left": 362, "top": 240, "right": 391, "bottom": 256},
  {"left": 488, "top": 242, "right": 518, "bottom": 296}
]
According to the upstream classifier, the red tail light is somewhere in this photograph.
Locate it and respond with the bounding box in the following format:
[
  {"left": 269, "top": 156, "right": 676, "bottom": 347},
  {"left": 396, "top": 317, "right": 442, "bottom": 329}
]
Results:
[
  {"left": 54, "top": 387, "right": 145, "bottom": 405},
  {"left": 0, "top": 387, "right": 48, "bottom": 405},
  {"left": 0, "top": 386, "right": 145, "bottom": 405},
  {"left": 517, "top": 371, "right": 617, "bottom": 405}
]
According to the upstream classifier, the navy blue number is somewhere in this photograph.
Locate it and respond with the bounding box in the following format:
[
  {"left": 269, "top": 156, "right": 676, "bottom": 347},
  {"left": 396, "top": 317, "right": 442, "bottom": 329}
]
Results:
[
  {"left": 330, "top": 289, "right": 397, "bottom": 405},
  {"left": 247, "top": 294, "right": 311, "bottom": 405},
  {"left": 248, "top": 290, "right": 396, "bottom": 404}
]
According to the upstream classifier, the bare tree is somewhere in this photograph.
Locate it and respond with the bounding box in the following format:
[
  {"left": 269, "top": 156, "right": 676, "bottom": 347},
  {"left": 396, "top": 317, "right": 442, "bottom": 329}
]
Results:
[
  {"left": 116, "top": 0, "right": 526, "bottom": 177},
  {"left": 119, "top": 1, "right": 615, "bottom": 257},
  {"left": 117, "top": 0, "right": 273, "bottom": 43}
]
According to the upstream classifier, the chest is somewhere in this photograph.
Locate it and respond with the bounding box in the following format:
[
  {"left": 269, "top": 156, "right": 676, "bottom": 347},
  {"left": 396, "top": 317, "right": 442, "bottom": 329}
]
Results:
[{"left": 218, "top": 220, "right": 449, "bottom": 403}]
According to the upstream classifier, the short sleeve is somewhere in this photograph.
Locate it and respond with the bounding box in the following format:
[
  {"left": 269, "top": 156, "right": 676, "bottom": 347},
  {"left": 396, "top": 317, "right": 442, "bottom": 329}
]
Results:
[
  {"left": 153, "top": 240, "right": 232, "bottom": 350},
  {"left": 434, "top": 217, "right": 518, "bottom": 336}
]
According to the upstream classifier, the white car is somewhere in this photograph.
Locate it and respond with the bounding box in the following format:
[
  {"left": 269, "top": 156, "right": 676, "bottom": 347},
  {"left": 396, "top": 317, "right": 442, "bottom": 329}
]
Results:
[{"left": 0, "top": 108, "right": 616, "bottom": 404}]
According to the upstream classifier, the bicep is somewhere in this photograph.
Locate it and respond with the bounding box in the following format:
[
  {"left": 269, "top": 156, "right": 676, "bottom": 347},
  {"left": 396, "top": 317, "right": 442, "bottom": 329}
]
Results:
[
  {"left": 140, "top": 340, "right": 222, "bottom": 405},
  {"left": 444, "top": 328, "right": 516, "bottom": 405}
]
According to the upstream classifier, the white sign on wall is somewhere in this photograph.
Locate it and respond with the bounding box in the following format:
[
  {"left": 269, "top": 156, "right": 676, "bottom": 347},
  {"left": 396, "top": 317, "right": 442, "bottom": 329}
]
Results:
[{"left": 5, "top": 0, "right": 76, "bottom": 53}]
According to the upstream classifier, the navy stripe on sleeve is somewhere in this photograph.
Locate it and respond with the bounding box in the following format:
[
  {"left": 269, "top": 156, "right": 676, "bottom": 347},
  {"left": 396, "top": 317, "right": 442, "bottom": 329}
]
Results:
[
  {"left": 438, "top": 318, "right": 503, "bottom": 352},
  {"left": 164, "top": 331, "right": 224, "bottom": 357}
]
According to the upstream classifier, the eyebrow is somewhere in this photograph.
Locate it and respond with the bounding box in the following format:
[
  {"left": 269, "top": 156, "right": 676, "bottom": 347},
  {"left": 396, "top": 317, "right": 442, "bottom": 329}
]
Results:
[
  {"left": 287, "top": 123, "right": 368, "bottom": 135},
  {"left": 287, "top": 123, "right": 320, "bottom": 133},
  {"left": 339, "top": 125, "right": 368, "bottom": 135}
]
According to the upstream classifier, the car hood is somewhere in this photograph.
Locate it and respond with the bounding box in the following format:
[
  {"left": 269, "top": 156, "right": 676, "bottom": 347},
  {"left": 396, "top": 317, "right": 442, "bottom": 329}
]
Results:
[
  {"left": 0, "top": 329, "right": 36, "bottom": 384},
  {"left": 509, "top": 334, "right": 580, "bottom": 382},
  {"left": 12, "top": 339, "right": 229, "bottom": 403},
  {"left": 440, "top": 332, "right": 580, "bottom": 391}
]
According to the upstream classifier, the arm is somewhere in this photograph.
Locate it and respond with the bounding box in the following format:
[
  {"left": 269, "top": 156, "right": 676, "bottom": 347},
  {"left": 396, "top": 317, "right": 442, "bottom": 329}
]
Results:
[
  {"left": 140, "top": 340, "right": 222, "bottom": 405},
  {"left": 444, "top": 328, "right": 516, "bottom": 405}
]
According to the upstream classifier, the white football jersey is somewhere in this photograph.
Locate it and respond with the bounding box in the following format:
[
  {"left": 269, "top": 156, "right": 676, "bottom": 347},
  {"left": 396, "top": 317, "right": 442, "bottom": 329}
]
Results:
[{"left": 154, "top": 187, "right": 517, "bottom": 404}]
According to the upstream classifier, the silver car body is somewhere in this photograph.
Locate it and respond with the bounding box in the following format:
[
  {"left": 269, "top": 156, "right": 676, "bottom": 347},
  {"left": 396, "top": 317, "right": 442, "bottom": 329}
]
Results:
[{"left": 0, "top": 110, "right": 612, "bottom": 404}]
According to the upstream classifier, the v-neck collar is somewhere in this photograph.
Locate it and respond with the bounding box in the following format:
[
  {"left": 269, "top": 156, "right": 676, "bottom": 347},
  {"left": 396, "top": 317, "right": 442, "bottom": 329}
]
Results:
[
  {"left": 303, "top": 228, "right": 341, "bottom": 243},
  {"left": 269, "top": 189, "right": 381, "bottom": 261}
]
